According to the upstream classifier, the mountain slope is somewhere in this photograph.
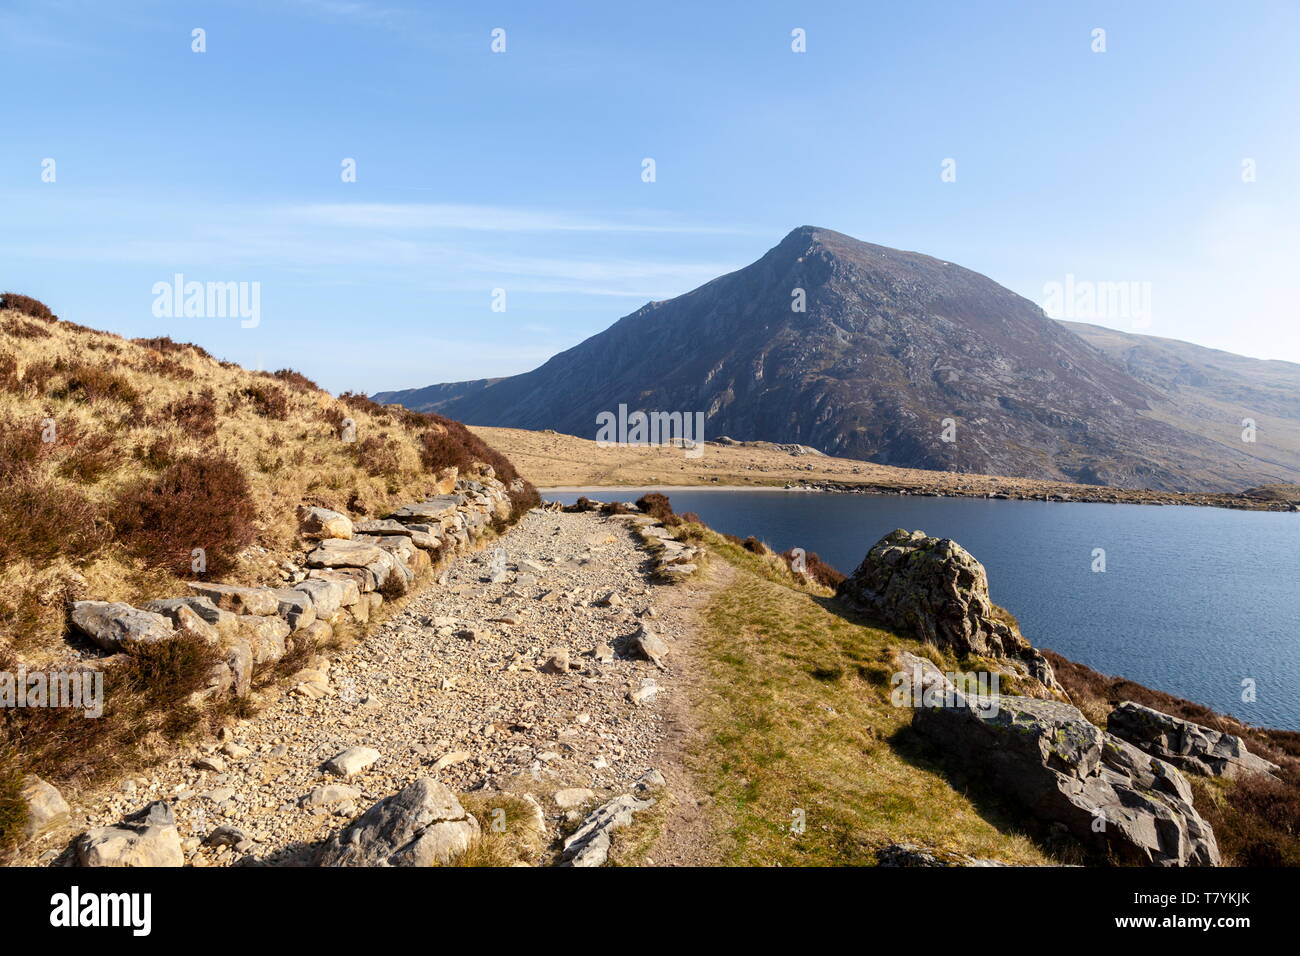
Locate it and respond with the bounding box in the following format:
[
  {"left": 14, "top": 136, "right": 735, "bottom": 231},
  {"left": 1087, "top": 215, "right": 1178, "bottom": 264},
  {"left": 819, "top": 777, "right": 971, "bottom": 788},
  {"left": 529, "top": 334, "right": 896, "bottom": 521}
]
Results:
[
  {"left": 374, "top": 227, "right": 1300, "bottom": 492},
  {"left": 1060, "top": 321, "right": 1300, "bottom": 483}
]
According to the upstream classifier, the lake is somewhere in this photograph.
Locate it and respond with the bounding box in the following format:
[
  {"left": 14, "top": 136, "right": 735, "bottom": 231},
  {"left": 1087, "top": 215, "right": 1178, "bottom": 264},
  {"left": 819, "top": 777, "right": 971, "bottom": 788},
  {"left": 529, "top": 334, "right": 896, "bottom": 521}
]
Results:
[{"left": 545, "top": 488, "right": 1300, "bottom": 730}]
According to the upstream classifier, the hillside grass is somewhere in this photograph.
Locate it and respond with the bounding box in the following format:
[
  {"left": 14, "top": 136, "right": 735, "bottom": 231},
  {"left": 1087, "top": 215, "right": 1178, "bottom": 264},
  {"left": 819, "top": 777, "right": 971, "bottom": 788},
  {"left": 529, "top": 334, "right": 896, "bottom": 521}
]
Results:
[
  {"left": 0, "top": 297, "right": 537, "bottom": 664},
  {"left": 0, "top": 294, "right": 538, "bottom": 857},
  {"left": 686, "top": 529, "right": 1053, "bottom": 866}
]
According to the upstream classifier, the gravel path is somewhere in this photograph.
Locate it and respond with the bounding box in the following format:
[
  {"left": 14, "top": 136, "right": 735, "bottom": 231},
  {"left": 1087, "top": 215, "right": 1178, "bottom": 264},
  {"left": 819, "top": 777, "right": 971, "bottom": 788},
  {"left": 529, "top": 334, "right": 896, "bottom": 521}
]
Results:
[{"left": 50, "top": 509, "right": 702, "bottom": 867}]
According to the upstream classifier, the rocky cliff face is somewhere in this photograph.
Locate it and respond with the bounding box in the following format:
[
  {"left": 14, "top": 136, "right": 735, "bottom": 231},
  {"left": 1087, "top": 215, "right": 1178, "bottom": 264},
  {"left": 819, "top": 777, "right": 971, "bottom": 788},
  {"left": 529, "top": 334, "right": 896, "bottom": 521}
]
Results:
[
  {"left": 837, "top": 528, "right": 1060, "bottom": 693},
  {"left": 375, "top": 227, "right": 1300, "bottom": 492}
]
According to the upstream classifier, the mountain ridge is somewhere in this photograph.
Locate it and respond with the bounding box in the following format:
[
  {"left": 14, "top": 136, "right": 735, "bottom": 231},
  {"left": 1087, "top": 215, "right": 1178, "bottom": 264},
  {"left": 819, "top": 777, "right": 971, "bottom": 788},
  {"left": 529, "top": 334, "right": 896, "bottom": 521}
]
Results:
[{"left": 374, "top": 227, "right": 1300, "bottom": 492}]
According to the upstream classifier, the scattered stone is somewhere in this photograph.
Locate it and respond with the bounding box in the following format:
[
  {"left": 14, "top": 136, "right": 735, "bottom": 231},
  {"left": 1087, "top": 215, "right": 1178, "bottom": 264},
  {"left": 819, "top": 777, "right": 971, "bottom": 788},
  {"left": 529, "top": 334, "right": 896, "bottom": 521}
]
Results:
[
  {"left": 324, "top": 746, "right": 381, "bottom": 778},
  {"left": 627, "top": 623, "right": 669, "bottom": 669},
  {"left": 554, "top": 788, "right": 597, "bottom": 810},
  {"left": 297, "top": 505, "right": 354, "bottom": 540},
  {"left": 204, "top": 825, "right": 250, "bottom": 848},
  {"left": 430, "top": 751, "right": 472, "bottom": 772},
  {"left": 541, "top": 647, "right": 570, "bottom": 674},
  {"left": 76, "top": 802, "right": 183, "bottom": 868},
  {"left": 302, "top": 784, "right": 362, "bottom": 808}
]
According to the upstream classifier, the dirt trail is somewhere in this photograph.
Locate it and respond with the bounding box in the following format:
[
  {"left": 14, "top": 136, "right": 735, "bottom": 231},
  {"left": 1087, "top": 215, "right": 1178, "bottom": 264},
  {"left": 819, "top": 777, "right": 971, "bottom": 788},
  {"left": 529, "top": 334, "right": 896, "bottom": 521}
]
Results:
[{"left": 34, "top": 508, "right": 721, "bottom": 867}]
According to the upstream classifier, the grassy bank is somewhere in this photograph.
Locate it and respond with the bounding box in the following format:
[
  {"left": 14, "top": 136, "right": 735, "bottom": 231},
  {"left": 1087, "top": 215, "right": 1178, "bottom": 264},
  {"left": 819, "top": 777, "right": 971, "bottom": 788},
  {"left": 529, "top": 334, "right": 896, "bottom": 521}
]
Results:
[{"left": 683, "top": 529, "right": 1052, "bottom": 866}]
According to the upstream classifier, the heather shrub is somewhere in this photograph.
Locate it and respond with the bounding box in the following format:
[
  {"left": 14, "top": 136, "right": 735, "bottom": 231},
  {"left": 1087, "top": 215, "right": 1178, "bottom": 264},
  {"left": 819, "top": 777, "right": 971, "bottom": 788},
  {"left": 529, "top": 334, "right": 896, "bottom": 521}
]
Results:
[
  {"left": 0, "top": 292, "right": 56, "bottom": 321},
  {"left": 353, "top": 434, "right": 404, "bottom": 478},
  {"left": 0, "top": 634, "right": 219, "bottom": 853},
  {"left": 781, "top": 547, "right": 846, "bottom": 588},
  {"left": 132, "top": 336, "right": 213, "bottom": 360},
  {"left": 235, "top": 383, "right": 289, "bottom": 420},
  {"left": 31, "top": 357, "right": 140, "bottom": 407},
  {"left": 112, "top": 454, "right": 256, "bottom": 576},
  {"left": 268, "top": 368, "right": 319, "bottom": 391},
  {"left": 162, "top": 389, "right": 218, "bottom": 437},
  {"left": 0, "top": 474, "right": 109, "bottom": 567}
]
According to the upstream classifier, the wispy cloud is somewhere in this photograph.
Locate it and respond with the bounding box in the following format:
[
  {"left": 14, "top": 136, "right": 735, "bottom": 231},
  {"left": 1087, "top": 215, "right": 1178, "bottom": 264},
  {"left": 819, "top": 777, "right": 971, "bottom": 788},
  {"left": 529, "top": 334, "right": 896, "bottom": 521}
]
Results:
[{"left": 284, "top": 202, "right": 752, "bottom": 235}]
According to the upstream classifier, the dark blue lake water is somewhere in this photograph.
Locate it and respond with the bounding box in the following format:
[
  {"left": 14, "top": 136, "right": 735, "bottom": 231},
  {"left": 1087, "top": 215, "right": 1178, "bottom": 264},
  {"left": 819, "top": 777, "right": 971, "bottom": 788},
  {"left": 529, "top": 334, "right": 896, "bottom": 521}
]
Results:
[{"left": 546, "top": 488, "right": 1300, "bottom": 730}]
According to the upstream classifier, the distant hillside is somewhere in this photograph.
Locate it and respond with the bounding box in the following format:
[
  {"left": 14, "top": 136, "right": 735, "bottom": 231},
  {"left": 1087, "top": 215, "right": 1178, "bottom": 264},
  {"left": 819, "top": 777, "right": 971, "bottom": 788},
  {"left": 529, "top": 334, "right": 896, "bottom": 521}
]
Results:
[
  {"left": 0, "top": 293, "right": 535, "bottom": 663},
  {"left": 1060, "top": 321, "right": 1300, "bottom": 483},
  {"left": 375, "top": 227, "right": 1300, "bottom": 493},
  {"left": 374, "top": 377, "right": 505, "bottom": 416}
]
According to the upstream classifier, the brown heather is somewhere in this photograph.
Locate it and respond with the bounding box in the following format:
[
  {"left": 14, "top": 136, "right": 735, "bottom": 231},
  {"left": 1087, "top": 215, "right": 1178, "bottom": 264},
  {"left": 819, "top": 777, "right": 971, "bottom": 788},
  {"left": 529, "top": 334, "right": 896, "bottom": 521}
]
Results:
[
  {"left": 0, "top": 297, "right": 538, "bottom": 663},
  {"left": 0, "top": 297, "right": 538, "bottom": 856}
]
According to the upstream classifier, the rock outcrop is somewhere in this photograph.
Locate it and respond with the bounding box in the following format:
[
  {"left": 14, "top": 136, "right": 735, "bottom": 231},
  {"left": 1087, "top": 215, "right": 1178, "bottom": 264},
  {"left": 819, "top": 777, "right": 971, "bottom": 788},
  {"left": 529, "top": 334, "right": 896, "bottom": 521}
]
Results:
[
  {"left": 19, "top": 776, "right": 70, "bottom": 840},
  {"left": 561, "top": 793, "right": 655, "bottom": 867},
  {"left": 68, "top": 601, "right": 174, "bottom": 651},
  {"left": 316, "top": 778, "right": 479, "bottom": 866},
  {"left": 876, "top": 843, "right": 1007, "bottom": 867},
  {"left": 839, "top": 529, "right": 1060, "bottom": 692},
  {"left": 903, "top": 655, "right": 1219, "bottom": 866},
  {"left": 76, "top": 801, "right": 184, "bottom": 867},
  {"left": 1108, "top": 701, "right": 1280, "bottom": 779}
]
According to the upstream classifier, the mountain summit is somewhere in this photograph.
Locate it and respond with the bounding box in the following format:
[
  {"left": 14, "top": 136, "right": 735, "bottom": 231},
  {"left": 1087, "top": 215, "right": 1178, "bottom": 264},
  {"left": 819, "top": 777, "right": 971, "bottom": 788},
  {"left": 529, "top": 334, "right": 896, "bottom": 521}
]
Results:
[{"left": 374, "top": 227, "right": 1300, "bottom": 491}]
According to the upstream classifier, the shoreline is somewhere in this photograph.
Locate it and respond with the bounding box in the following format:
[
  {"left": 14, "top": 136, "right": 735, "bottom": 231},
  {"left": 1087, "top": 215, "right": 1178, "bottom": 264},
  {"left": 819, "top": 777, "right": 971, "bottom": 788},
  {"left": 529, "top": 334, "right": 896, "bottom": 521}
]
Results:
[{"left": 540, "top": 481, "right": 1300, "bottom": 513}]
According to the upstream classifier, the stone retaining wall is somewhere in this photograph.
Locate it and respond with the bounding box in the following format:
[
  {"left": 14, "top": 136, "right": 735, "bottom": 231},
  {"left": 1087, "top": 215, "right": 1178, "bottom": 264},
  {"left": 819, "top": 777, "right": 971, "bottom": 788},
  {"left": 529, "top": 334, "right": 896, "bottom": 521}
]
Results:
[{"left": 66, "top": 466, "right": 518, "bottom": 707}]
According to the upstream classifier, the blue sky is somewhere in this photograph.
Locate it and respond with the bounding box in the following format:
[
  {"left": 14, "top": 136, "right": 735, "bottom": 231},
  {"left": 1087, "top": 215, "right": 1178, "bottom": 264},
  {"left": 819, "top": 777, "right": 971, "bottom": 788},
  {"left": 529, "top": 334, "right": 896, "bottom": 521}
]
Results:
[{"left": 2, "top": 0, "right": 1298, "bottom": 394}]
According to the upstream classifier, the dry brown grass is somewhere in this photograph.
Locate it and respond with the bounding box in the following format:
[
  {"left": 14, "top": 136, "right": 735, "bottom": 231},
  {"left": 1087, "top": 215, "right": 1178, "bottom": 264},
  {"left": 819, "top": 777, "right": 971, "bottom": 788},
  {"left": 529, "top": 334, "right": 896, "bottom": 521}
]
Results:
[
  {"left": 0, "top": 299, "right": 537, "bottom": 854},
  {"left": 452, "top": 793, "right": 548, "bottom": 867},
  {"left": 0, "top": 303, "right": 536, "bottom": 665}
]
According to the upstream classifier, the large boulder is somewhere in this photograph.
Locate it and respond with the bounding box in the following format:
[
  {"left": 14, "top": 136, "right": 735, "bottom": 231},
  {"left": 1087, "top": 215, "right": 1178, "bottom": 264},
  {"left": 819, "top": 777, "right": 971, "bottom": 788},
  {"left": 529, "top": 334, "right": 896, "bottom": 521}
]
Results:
[
  {"left": 1108, "top": 702, "right": 1280, "bottom": 779},
  {"left": 295, "top": 576, "right": 346, "bottom": 620},
  {"left": 235, "top": 615, "right": 290, "bottom": 664},
  {"left": 388, "top": 496, "right": 463, "bottom": 524},
  {"left": 297, "top": 505, "right": 354, "bottom": 540},
  {"left": 142, "top": 600, "right": 219, "bottom": 644},
  {"left": 906, "top": 659, "right": 1219, "bottom": 867},
  {"left": 143, "top": 596, "right": 236, "bottom": 638},
  {"left": 270, "top": 588, "right": 316, "bottom": 631},
  {"left": 316, "top": 779, "right": 479, "bottom": 866},
  {"left": 68, "top": 601, "right": 174, "bottom": 651},
  {"left": 20, "top": 775, "right": 70, "bottom": 839},
  {"left": 838, "top": 529, "right": 1059, "bottom": 692},
  {"left": 75, "top": 802, "right": 184, "bottom": 867},
  {"left": 352, "top": 519, "right": 412, "bottom": 536},
  {"left": 185, "top": 582, "right": 278, "bottom": 617},
  {"left": 305, "top": 538, "right": 392, "bottom": 571}
]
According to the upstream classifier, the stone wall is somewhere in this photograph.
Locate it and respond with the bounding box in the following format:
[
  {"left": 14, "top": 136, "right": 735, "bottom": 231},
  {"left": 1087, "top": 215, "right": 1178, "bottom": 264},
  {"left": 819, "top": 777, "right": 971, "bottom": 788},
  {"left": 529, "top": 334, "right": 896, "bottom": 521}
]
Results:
[{"left": 66, "top": 467, "right": 517, "bottom": 707}]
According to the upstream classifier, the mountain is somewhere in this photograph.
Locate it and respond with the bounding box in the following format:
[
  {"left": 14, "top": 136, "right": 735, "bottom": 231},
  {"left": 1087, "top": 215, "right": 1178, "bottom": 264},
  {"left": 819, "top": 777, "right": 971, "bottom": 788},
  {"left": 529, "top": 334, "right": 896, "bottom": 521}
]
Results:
[{"left": 373, "top": 227, "right": 1300, "bottom": 491}]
